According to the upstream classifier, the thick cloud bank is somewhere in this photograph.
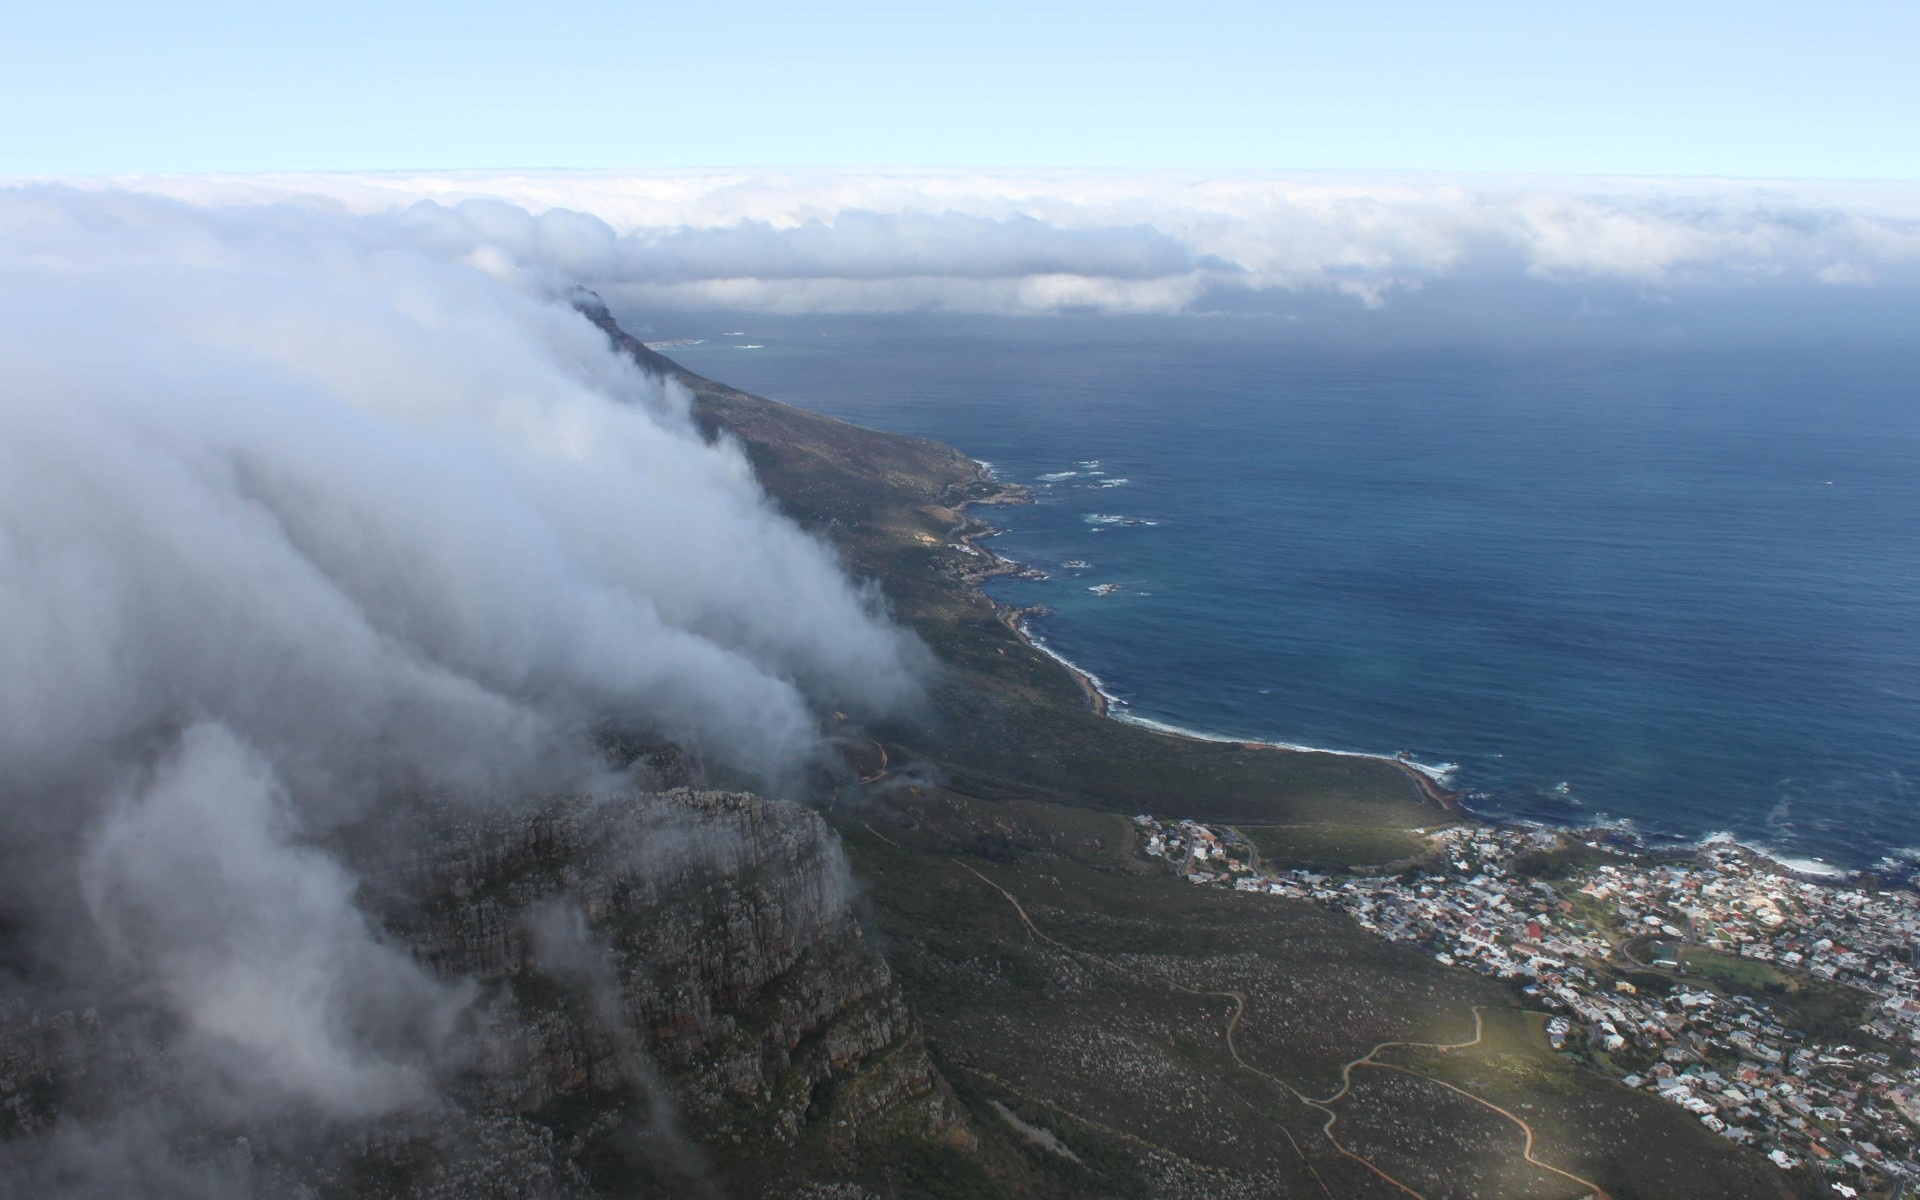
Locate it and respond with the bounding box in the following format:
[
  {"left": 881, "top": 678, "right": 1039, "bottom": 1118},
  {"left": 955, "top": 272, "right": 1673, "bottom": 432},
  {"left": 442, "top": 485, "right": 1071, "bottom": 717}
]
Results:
[
  {"left": 0, "top": 186, "right": 921, "bottom": 1143},
  {"left": 71, "top": 169, "right": 1920, "bottom": 316}
]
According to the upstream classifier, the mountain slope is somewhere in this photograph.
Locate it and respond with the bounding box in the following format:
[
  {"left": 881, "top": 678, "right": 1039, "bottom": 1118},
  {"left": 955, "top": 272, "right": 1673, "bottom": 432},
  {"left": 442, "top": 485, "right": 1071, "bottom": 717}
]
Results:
[
  {"left": 601, "top": 308, "right": 1806, "bottom": 1200},
  {"left": 583, "top": 301, "right": 1444, "bottom": 831}
]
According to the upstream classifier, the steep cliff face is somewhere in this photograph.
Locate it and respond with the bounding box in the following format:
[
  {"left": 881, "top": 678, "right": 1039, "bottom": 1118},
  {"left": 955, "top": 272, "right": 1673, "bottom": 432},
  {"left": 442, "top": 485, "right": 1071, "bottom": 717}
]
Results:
[
  {"left": 385, "top": 789, "right": 971, "bottom": 1188},
  {"left": 0, "top": 790, "right": 970, "bottom": 1197}
]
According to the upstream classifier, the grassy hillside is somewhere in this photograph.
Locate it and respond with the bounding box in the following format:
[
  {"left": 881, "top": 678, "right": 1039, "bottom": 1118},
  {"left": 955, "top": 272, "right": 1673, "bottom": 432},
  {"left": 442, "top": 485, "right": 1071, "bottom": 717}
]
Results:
[
  {"left": 608, "top": 318, "right": 1440, "bottom": 835},
  {"left": 601, "top": 319, "right": 1808, "bottom": 1198},
  {"left": 825, "top": 790, "right": 1798, "bottom": 1199}
]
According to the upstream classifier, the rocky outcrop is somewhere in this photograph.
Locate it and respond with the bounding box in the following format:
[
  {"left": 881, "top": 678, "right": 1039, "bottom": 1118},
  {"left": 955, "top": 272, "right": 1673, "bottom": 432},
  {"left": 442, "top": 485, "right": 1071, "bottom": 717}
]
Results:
[
  {"left": 388, "top": 791, "right": 968, "bottom": 1161},
  {"left": 0, "top": 790, "right": 970, "bottom": 1197}
]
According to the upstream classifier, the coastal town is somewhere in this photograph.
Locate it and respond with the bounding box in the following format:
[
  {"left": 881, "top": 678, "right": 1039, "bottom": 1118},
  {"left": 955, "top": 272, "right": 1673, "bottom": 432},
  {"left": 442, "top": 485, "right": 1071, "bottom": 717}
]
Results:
[{"left": 1133, "top": 813, "right": 1920, "bottom": 1197}]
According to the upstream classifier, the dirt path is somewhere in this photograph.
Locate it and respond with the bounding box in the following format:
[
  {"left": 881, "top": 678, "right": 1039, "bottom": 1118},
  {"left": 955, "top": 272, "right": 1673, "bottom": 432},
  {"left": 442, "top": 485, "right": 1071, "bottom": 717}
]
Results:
[
  {"left": 857, "top": 738, "right": 891, "bottom": 785},
  {"left": 1313, "top": 1011, "right": 1489, "bottom": 1108},
  {"left": 957, "top": 862, "right": 1611, "bottom": 1200},
  {"left": 956, "top": 861, "right": 1407, "bottom": 1195},
  {"left": 1369, "top": 1059, "right": 1609, "bottom": 1200},
  {"left": 1292, "top": 1017, "right": 1492, "bottom": 1199}
]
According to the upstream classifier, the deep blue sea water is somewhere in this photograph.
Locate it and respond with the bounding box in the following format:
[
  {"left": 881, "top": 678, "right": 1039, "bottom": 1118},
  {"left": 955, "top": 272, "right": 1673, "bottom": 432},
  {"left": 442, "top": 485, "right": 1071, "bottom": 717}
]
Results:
[{"left": 659, "top": 315, "right": 1920, "bottom": 871}]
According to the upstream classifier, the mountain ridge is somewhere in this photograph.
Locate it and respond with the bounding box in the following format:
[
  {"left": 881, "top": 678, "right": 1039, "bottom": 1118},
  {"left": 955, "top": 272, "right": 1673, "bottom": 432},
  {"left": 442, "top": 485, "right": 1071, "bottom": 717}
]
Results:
[{"left": 0, "top": 299, "right": 1809, "bottom": 1199}]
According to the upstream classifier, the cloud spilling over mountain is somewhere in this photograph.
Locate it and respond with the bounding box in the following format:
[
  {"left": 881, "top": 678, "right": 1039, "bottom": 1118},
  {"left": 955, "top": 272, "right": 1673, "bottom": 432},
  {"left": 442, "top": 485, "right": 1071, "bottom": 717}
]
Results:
[
  {"left": 0, "top": 186, "right": 924, "bottom": 1145},
  {"left": 73, "top": 169, "right": 1920, "bottom": 316}
]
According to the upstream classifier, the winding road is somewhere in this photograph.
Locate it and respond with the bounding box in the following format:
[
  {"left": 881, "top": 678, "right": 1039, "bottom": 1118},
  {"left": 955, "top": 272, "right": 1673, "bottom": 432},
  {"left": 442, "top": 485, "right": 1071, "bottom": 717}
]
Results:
[
  {"left": 956, "top": 861, "right": 1611, "bottom": 1200},
  {"left": 1309, "top": 1009, "right": 1611, "bottom": 1200}
]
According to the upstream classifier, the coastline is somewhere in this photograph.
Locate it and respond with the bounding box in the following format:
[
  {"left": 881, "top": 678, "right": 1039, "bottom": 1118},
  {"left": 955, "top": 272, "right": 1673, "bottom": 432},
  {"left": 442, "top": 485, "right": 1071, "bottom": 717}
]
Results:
[
  {"left": 951, "top": 475, "right": 1901, "bottom": 881},
  {"left": 955, "top": 486, "right": 1469, "bottom": 821},
  {"left": 1020, "top": 608, "right": 1468, "bottom": 819},
  {"left": 959, "top": 480, "right": 1912, "bottom": 1186},
  {"left": 649, "top": 327, "right": 1911, "bottom": 886},
  {"left": 998, "top": 589, "right": 1878, "bottom": 879}
]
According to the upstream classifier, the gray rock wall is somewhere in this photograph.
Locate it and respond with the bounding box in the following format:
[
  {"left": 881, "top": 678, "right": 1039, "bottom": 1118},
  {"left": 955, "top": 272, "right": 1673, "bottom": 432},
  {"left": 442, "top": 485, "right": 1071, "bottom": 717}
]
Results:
[{"left": 0, "top": 790, "right": 969, "bottom": 1197}]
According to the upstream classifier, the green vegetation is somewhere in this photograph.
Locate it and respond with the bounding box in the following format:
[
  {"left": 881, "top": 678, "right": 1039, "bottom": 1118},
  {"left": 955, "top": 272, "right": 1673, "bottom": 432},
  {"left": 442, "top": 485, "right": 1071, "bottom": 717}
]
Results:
[
  {"left": 836, "top": 792, "right": 1499, "bottom": 1193},
  {"left": 1240, "top": 822, "right": 1436, "bottom": 870},
  {"left": 1783, "top": 978, "right": 1883, "bottom": 1046},
  {"left": 648, "top": 345, "right": 1806, "bottom": 1198},
  {"left": 1623, "top": 943, "right": 1885, "bottom": 1050},
  {"left": 1680, "top": 948, "right": 1792, "bottom": 993},
  {"left": 675, "top": 361, "right": 1444, "bottom": 834},
  {"left": 828, "top": 792, "right": 1797, "bottom": 1198},
  {"left": 1510, "top": 842, "right": 1625, "bottom": 881},
  {"left": 1385, "top": 1008, "right": 1798, "bottom": 1200}
]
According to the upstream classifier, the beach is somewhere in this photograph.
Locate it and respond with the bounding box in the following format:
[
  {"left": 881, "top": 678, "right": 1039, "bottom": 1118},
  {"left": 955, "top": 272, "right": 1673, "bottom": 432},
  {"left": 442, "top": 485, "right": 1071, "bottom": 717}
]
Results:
[{"left": 957, "top": 484, "right": 1468, "bottom": 820}]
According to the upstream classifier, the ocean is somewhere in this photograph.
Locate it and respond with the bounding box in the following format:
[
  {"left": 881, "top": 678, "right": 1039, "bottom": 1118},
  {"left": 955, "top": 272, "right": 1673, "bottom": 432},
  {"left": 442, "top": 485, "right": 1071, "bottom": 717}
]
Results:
[{"left": 657, "top": 314, "right": 1920, "bottom": 872}]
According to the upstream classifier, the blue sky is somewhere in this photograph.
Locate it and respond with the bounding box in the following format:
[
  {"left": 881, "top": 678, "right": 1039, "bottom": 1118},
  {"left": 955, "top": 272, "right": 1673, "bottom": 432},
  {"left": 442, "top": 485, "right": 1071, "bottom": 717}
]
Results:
[{"left": 5, "top": 1, "right": 1915, "bottom": 179}]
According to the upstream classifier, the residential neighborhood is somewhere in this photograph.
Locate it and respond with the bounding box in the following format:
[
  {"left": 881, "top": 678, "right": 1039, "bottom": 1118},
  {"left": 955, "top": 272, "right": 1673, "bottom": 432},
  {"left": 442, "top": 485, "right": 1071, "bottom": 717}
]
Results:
[{"left": 1134, "top": 814, "right": 1920, "bottom": 1196}]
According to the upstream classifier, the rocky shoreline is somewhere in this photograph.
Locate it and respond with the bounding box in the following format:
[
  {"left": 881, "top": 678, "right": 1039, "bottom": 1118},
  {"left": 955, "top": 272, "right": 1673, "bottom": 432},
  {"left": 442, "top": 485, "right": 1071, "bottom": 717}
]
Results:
[
  {"left": 949, "top": 471, "right": 1467, "bottom": 819},
  {"left": 1138, "top": 808, "right": 1920, "bottom": 1190}
]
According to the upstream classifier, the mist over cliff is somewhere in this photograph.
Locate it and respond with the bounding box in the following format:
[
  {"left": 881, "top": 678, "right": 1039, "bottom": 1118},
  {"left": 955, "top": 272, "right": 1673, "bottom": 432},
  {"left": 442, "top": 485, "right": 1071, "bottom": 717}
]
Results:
[{"left": 0, "top": 186, "right": 927, "bottom": 1186}]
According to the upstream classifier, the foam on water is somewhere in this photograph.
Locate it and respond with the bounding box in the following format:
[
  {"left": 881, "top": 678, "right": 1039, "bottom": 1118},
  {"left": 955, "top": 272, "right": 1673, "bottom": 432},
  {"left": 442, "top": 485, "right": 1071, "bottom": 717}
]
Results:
[
  {"left": 1695, "top": 831, "right": 1850, "bottom": 878},
  {"left": 1009, "top": 626, "right": 1467, "bottom": 785},
  {"left": 1016, "top": 617, "right": 1127, "bottom": 711},
  {"left": 1108, "top": 707, "right": 1461, "bottom": 782}
]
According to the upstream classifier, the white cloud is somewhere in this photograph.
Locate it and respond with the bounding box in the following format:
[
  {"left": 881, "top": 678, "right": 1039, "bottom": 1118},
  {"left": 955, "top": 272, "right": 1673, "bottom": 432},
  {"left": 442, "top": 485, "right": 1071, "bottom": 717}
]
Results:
[
  {"left": 0, "top": 184, "right": 924, "bottom": 1132},
  {"left": 80, "top": 724, "right": 464, "bottom": 1120},
  {"left": 42, "top": 169, "right": 1920, "bottom": 314}
]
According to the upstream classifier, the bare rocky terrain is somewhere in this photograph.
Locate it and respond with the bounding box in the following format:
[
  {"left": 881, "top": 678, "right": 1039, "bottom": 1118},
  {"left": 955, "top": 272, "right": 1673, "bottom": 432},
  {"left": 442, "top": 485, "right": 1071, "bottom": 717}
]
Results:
[{"left": 1, "top": 789, "right": 967, "bottom": 1197}]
